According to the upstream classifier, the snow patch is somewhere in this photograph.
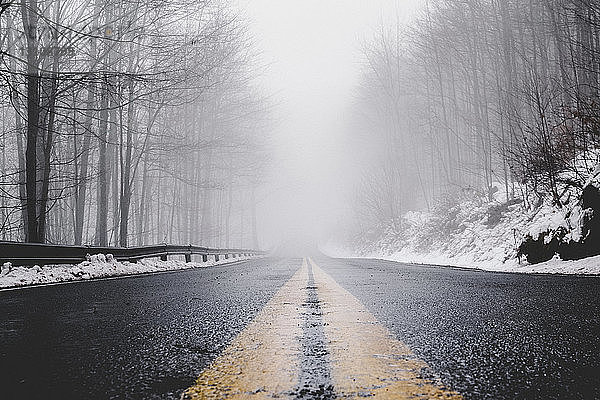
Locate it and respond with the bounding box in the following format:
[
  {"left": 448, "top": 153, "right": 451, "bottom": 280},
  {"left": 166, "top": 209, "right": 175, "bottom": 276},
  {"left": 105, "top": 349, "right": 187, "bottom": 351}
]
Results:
[
  {"left": 326, "top": 193, "right": 598, "bottom": 275},
  {"left": 0, "top": 254, "right": 261, "bottom": 289}
]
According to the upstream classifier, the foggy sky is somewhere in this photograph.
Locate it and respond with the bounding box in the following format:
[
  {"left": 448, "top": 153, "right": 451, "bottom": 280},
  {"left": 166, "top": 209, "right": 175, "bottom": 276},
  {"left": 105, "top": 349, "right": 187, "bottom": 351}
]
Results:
[{"left": 235, "top": 1, "right": 423, "bottom": 249}]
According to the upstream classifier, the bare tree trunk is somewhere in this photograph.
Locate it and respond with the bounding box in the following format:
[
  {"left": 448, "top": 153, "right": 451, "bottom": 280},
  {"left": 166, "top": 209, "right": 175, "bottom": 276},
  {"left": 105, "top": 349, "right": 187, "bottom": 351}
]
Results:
[
  {"left": 118, "top": 85, "right": 135, "bottom": 247},
  {"left": 251, "top": 187, "right": 259, "bottom": 249},
  {"left": 225, "top": 182, "right": 232, "bottom": 248},
  {"left": 21, "top": 0, "right": 41, "bottom": 243},
  {"left": 74, "top": 86, "right": 94, "bottom": 244},
  {"left": 4, "top": 11, "right": 27, "bottom": 240},
  {"left": 137, "top": 150, "right": 149, "bottom": 246},
  {"left": 95, "top": 78, "right": 109, "bottom": 245}
]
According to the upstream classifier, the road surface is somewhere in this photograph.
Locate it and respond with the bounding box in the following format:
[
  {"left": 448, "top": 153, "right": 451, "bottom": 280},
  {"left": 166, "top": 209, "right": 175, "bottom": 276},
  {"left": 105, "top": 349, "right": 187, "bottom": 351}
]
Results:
[{"left": 0, "top": 257, "right": 598, "bottom": 399}]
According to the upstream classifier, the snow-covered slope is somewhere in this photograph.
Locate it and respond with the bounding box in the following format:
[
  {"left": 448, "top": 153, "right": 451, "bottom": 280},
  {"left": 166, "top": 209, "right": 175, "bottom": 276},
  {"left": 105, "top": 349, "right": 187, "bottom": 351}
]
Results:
[
  {"left": 326, "top": 182, "right": 600, "bottom": 275},
  {"left": 359, "top": 198, "right": 575, "bottom": 272}
]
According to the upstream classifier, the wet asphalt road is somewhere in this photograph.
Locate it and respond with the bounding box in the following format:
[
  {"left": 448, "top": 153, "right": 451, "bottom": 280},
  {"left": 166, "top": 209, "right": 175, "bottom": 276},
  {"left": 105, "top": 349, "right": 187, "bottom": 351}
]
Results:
[
  {"left": 1, "top": 257, "right": 599, "bottom": 399},
  {"left": 316, "top": 257, "right": 600, "bottom": 400},
  {"left": 0, "top": 258, "right": 299, "bottom": 400}
]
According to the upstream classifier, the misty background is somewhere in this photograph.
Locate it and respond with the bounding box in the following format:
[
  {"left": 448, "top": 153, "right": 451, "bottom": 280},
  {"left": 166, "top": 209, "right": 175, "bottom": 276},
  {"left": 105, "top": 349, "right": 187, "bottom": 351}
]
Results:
[
  {"left": 238, "top": 0, "right": 422, "bottom": 249},
  {"left": 2, "top": 0, "right": 600, "bottom": 265}
]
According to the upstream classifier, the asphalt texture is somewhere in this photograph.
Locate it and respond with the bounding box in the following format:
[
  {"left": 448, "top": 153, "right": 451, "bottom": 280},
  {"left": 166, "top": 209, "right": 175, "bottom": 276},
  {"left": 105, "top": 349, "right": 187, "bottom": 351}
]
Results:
[
  {"left": 1, "top": 256, "right": 599, "bottom": 399},
  {"left": 294, "top": 260, "right": 336, "bottom": 399},
  {"left": 316, "top": 257, "right": 600, "bottom": 400},
  {"left": 0, "top": 258, "right": 300, "bottom": 400}
]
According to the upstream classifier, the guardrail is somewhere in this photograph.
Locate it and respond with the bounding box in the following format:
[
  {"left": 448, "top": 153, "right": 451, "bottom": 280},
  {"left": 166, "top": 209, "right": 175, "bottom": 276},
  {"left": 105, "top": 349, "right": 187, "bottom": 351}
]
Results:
[{"left": 0, "top": 241, "right": 267, "bottom": 266}]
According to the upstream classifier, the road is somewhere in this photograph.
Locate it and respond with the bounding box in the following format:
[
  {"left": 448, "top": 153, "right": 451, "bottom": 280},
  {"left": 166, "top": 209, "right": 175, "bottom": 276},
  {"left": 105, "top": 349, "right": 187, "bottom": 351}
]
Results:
[{"left": 0, "top": 257, "right": 599, "bottom": 399}]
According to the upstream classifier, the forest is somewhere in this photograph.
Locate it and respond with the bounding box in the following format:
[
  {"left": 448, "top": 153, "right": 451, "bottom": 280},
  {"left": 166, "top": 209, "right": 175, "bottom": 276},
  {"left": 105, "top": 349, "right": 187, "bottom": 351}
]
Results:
[
  {"left": 350, "top": 0, "right": 600, "bottom": 242},
  {"left": 2, "top": 0, "right": 600, "bottom": 260},
  {"left": 0, "top": 0, "right": 269, "bottom": 248}
]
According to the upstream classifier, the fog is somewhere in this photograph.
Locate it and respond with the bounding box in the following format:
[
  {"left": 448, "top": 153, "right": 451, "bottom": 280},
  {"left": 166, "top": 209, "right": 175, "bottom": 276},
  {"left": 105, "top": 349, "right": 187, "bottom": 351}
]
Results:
[
  {"left": 3, "top": 0, "right": 598, "bottom": 260},
  {"left": 237, "top": 0, "right": 423, "bottom": 249}
]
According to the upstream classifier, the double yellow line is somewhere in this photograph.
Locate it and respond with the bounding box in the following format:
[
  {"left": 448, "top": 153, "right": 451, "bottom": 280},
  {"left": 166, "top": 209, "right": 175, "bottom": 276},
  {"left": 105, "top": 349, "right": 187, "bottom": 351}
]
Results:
[{"left": 182, "top": 258, "right": 462, "bottom": 399}]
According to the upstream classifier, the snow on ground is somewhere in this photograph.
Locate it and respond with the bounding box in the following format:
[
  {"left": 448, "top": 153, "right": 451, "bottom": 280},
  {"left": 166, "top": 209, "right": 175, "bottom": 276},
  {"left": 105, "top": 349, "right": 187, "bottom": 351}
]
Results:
[
  {"left": 325, "top": 155, "right": 600, "bottom": 275},
  {"left": 325, "top": 243, "right": 600, "bottom": 275},
  {"left": 323, "top": 183, "right": 600, "bottom": 275},
  {"left": 509, "top": 254, "right": 600, "bottom": 274},
  {"left": 0, "top": 254, "right": 261, "bottom": 289},
  {"left": 378, "top": 248, "right": 600, "bottom": 275}
]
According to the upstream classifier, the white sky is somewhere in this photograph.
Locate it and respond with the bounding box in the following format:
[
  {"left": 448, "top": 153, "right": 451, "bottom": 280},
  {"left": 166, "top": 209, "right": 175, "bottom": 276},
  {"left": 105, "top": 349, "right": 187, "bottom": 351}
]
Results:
[{"left": 234, "top": 1, "right": 424, "bottom": 249}]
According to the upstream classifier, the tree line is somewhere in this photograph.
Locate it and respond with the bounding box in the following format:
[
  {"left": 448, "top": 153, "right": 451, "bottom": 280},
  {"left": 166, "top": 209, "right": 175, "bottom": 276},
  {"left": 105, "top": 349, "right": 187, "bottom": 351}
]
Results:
[
  {"left": 0, "top": 0, "right": 269, "bottom": 248},
  {"left": 350, "top": 0, "right": 600, "bottom": 233}
]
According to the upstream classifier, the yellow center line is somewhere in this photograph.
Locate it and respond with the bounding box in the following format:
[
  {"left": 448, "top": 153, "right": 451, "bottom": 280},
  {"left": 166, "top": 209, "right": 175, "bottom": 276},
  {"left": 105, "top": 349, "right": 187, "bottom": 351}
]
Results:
[
  {"left": 181, "top": 260, "right": 308, "bottom": 399},
  {"left": 309, "top": 257, "right": 462, "bottom": 399},
  {"left": 182, "top": 258, "right": 463, "bottom": 399}
]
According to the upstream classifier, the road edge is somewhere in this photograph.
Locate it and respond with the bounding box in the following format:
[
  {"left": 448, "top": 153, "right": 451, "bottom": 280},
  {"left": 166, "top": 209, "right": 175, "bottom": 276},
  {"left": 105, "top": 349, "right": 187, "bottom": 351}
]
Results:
[
  {"left": 331, "top": 256, "right": 600, "bottom": 278},
  {"left": 0, "top": 257, "right": 267, "bottom": 292}
]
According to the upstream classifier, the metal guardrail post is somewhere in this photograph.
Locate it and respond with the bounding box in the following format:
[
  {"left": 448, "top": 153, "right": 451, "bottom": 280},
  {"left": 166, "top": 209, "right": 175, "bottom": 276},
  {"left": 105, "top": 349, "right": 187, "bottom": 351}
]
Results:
[
  {"left": 185, "top": 245, "right": 192, "bottom": 263},
  {"left": 160, "top": 244, "right": 168, "bottom": 261}
]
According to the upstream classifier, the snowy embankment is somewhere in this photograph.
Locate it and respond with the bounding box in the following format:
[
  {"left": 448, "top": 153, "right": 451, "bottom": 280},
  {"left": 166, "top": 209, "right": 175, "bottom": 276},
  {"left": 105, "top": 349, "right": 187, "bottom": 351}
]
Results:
[
  {"left": 326, "top": 200, "right": 600, "bottom": 275},
  {"left": 0, "top": 253, "right": 260, "bottom": 289},
  {"left": 379, "top": 248, "right": 600, "bottom": 275},
  {"left": 369, "top": 199, "right": 600, "bottom": 275},
  {"left": 326, "top": 179, "right": 600, "bottom": 275},
  {"left": 331, "top": 154, "right": 600, "bottom": 275}
]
